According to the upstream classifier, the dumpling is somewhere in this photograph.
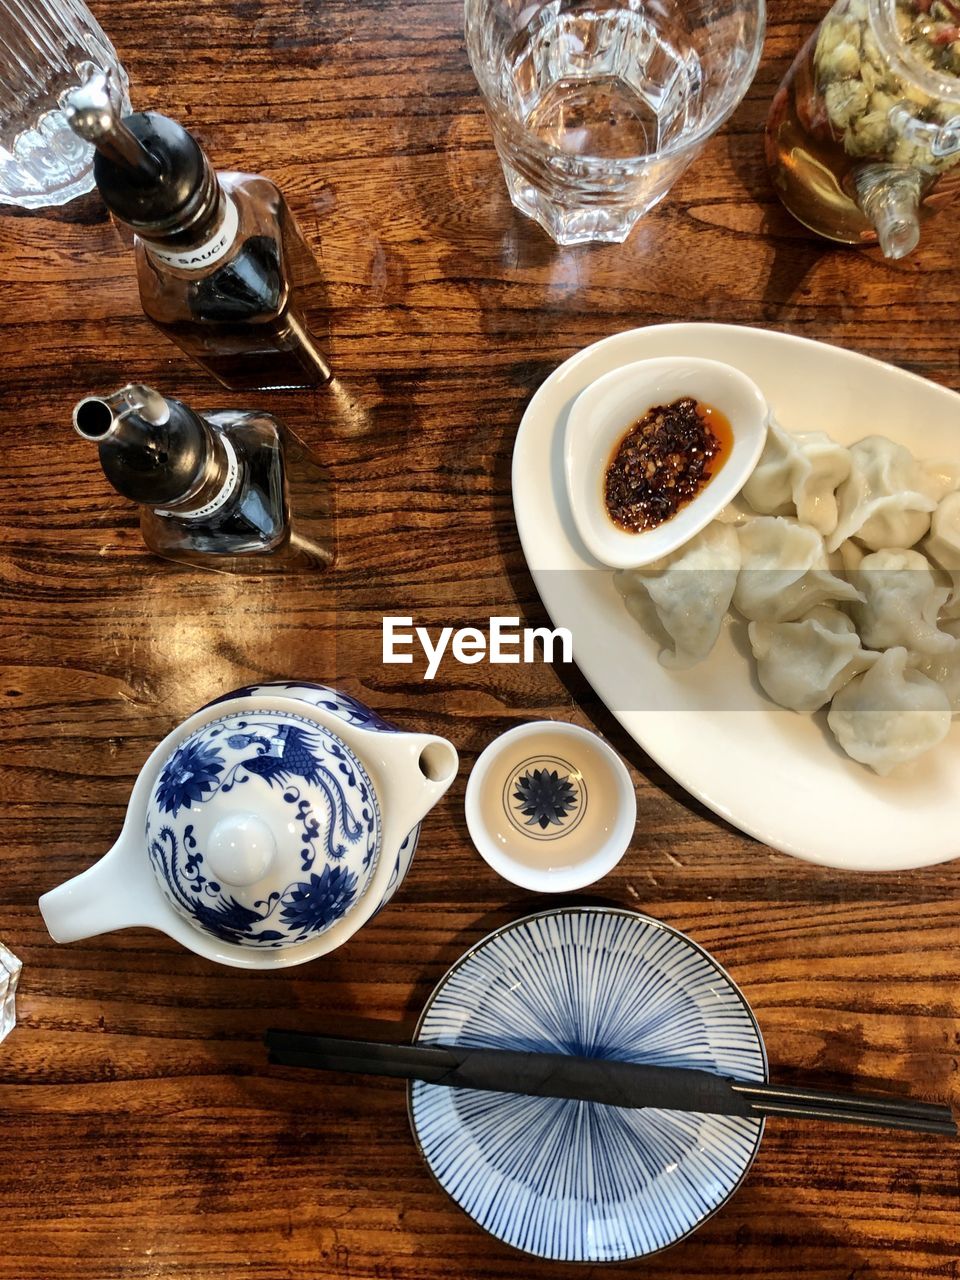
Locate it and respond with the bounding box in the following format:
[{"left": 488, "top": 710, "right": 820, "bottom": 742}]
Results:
[
  {"left": 913, "top": 649, "right": 960, "bottom": 714},
  {"left": 734, "top": 517, "right": 863, "bottom": 623},
  {"left": 780, "top": 432, "right": 852, "bottom": 537},
  {"left": 828, "top": 436, "right": 945, "bottom": 552},
  {"left": 924, "top": 490, "right": 960, "bottom": 607},
  {"left": 836, "top": 538, "right": 866, "bottom": 576},
  {"left": 849, "top": 548, "right": 955, "bottom": 655},
  {"left": 827, "top": 647, "right": 951, "bottom": 774},
  {"left": 925, "top": 611, "right": 960, "bottom": 707},
  {"left": 743, "top": 422, "right": 851, "bottom": 537},
  {"left": 925, "top": 458, "right": 960, "bottom": 498},
  {"left": 742, "top": 422, "right": 795, "bottom": 515},
  {"left": 748, "top": 606, "right": 876, "bottom": 714},
  {"left": 713, "top": 494, "right": 755, "bottom": 526},
  {"left": 614, "top": 523, "right": 740, "bottom": 669}
]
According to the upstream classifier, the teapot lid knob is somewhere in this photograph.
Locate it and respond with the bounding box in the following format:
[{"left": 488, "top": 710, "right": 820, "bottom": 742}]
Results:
[{"left": 206, "top": 814, "right": 276, "bottom": 887}]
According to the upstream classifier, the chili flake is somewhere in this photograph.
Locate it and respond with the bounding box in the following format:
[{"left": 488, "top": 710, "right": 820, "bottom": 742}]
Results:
[{"left": 604, "top": 397, "right": 731, "bottom": 533}]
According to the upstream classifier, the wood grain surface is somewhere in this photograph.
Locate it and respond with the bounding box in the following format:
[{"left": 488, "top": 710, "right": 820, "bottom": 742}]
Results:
[{"left": 1, "top": 0, "right": 958, "bottom": 1276}]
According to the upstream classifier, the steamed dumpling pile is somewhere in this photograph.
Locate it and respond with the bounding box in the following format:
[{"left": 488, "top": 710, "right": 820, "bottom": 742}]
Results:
[{"left": 615, "top": 423, "right": 960, "bottom": 775}]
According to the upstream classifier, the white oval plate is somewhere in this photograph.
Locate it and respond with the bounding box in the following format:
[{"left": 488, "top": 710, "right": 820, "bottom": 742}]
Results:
[{"left": 512, "top": 323, "right": 960, "bottom": 872}]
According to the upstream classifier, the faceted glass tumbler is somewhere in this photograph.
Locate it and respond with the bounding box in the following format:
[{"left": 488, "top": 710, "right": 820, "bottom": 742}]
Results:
[
  {"left": 0, "top": 942, "right": 21, "bottom": 1042},
  {"left": 464, "top": 0, "right": 766, "bottom": 245},
  {"left": 0, "top": 0, "right": 130, "bottom": 209}
]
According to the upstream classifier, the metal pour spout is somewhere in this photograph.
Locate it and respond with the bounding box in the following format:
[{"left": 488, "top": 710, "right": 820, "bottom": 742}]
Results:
[
  {"left": 72, "top": 384, "right": 218, "bottom": 510},
  {"left": 63, "top": 72, "right": 161, "bottom": 182},
  {"left": 73, "top": 384, "right": 171, "bottom": 441}
]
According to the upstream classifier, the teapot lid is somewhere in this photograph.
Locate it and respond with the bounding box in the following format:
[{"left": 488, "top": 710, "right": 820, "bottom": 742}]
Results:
[{"left": 145, "top": 710, "right": 381, "bottom": 948}]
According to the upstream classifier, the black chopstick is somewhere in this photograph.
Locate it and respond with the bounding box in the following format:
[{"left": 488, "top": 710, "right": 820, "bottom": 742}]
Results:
[
  {"left": 740, "top": 1101, "right": 955, "bottom": 1136},
  {"left": 729, "top": 1079, "right": 955, "bottom": 1120},
  {"left": 265, "top": 1030, "right": 957, "bottom": 1136}
]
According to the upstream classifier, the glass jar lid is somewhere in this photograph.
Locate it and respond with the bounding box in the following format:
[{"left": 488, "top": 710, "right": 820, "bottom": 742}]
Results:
[{"left": 869, "top": 0, "right": 960, "bottom": 103}]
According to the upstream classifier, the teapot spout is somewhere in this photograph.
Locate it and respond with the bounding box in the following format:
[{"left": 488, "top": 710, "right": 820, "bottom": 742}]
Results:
[
  {"left": 366, "top": 731, "right": 459, "bottom": 844},
  {"left": 39, "top": 840, "right": 164, "bottom": 944},
  {"left": 416, "top": 736, "right": 460, "bottom": 790}
]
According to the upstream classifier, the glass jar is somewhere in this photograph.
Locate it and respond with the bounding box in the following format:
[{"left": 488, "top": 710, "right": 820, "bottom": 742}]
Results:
[{"left": 766, "top": 0, "right": 960, "bottom": 257}]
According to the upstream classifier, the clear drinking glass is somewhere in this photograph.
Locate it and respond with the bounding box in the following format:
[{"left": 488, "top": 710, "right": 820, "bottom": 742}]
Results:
[
  {"left": 0, "top": 0, "right": 129, "bottom": 209},
  {"left": 464, "top": 0, "right": 766, "bottom": 245},
  {"left": 0, "top": 942, "right": 21, "bottom": 1042}
]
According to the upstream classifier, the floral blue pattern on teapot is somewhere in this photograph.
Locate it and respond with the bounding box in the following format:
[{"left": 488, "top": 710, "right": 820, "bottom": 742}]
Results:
[{"left": 39, "top": 682, "right": 458, "bottom": 969}]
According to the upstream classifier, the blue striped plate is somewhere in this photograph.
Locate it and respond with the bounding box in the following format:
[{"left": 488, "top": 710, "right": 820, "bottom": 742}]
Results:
[{"left": 408, "top": 907, "right": 766, "bottom": 1262}]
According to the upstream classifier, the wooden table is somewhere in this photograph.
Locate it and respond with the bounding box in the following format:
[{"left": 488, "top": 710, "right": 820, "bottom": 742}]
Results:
[{"left": 1, "top": 0, "right": 958, "bottom": 1275}]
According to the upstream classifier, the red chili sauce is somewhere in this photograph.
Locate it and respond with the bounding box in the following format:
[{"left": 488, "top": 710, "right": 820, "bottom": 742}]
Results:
[{"left": 604, "top": 397, "right": 733, "bottom": 534}]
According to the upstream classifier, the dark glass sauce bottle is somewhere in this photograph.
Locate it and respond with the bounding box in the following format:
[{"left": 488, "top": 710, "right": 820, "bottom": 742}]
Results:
[
  {"left": 64, "top": 73, "right": 331, "bottom": 392},
  {"left": 73, "top": 384, "right": 334, "bottom": 574}
]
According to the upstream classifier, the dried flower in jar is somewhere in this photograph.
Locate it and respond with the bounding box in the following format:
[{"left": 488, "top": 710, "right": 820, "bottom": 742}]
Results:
[{"left": 814, "top": 0, "right": 960, "bottom": 170}]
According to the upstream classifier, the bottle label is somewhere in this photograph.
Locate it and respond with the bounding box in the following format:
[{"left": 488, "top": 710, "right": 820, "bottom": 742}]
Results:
[
  {"left": 145, "top": 195, "right": 240, "bottom": 270},
  {"left": 155, "top": 434, "right": 241, "bottom": 521}
]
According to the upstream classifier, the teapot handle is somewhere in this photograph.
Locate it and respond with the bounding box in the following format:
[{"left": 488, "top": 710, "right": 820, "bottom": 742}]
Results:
[{"left": 38, "top": 840, "right": 167, "bottom": 943}]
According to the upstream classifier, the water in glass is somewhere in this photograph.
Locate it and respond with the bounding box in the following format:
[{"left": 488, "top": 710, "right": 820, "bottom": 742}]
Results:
[
  {"left": 466, "top": 0, "right": 765, "bottom": 245},
  {"left": 508, "top": 8, "right": 700, "bottom": 159}
]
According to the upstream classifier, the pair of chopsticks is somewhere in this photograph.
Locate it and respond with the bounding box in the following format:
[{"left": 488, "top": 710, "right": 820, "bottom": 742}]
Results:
[{"left": 265, "top": 1029, "right": 957, "bottom": 1137}]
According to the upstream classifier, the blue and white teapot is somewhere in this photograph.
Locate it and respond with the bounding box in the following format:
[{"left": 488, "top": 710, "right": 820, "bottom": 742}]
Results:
[{"left": 39, "top": 683, "right": 459, "bottom": 969}]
